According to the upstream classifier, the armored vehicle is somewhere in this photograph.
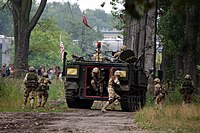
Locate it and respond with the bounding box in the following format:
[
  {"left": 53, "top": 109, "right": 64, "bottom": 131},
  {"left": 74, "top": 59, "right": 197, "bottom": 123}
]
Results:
[{"left": 63, "top": 46, "right": 147, "bottom": 111}]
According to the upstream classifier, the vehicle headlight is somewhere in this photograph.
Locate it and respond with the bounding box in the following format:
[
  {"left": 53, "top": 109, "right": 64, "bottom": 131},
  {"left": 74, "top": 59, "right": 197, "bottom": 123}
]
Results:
[
  {"left": 67, "top": 68, "right": 78, "bottom": 75},
  {"left": 119, "top": 70, "right": 126, "bottom": 77}
]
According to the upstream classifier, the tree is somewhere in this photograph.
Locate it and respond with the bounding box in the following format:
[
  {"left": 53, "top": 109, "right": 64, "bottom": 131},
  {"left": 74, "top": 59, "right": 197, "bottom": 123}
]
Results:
[
  {"left": 42, "top": 2, "right": 104, "bottom": 53},
  {"left": 183, "top": 5, "right": 200, "bottom": 85},
  {"left": 158, "top": 0, "right": 200, "bottom": 86},
  {"left": 29, "top": 18, "right": 84, "bottom": 67},
  {"left": 0, "top": 2, "right": 13, "bottom": 36},
  {"left": 10, "top": 0, "right": 47, "bottom": 72}
]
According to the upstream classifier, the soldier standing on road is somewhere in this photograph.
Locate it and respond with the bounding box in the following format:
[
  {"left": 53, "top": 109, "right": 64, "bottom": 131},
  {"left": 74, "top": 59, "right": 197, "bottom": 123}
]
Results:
[
  {"left": 180, "top": 74, "right": 195, "bottom": 105},
  {"left": 154, "top": 78, "right": 166, "bottom": 109},
  {"left": 91, "top": 67, "right": 103, "bottom": 96},
  {"left": 23, "top": 66, "right": 39, "bottom": 109},
  {"left": 114, "top": 45, "right": 127, "bottom": 59},
  {"left": 37, "top": 72, "right": 51, "bottom": 108},
  {"left": 101, "top": 70, "right": 121, "bottom": 112}
]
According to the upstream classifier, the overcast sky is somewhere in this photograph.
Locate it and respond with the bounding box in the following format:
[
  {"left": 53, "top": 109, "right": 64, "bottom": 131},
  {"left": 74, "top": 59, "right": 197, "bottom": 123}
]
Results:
[{"left": 41, "top": 0, "right": 113, "bottom": 13}]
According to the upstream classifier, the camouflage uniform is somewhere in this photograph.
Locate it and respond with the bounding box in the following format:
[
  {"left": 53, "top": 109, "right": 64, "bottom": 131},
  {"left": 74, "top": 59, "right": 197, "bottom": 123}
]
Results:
[
  {"left": 114, "top": 45, "right": 127, "bottom": 59},
  {"left": 154, "top": 78, "right": 165, "bottom": 109},
  {"left": 37, "top": 72, "right": 51, "bottom": 107},
  {"left": 101, "top": 70, "right": 121, "bottom": 112},
  {"left": 92, "top": 49, "right": 104, "bottom": 61},
  {"left": 180, "top": 74, "right": 195, "bottom": 105},
  {"left": 91, "top": 67, "right": 103, "bottom": 96},
  {"left": 23, "top": 66, "right": 39, "bottom": 108}
]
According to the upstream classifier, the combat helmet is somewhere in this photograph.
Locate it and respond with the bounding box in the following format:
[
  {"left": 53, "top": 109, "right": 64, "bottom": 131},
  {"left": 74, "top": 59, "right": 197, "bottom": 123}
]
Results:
[
  {"left": 92, "top": 67, "right": 99, "bottom": 74},
  {"left": 184, "top": 74, "right": 191, "bottom": 80},
  {"left": 154, "top": 78, "right": 160, "bottom": 83},
  {"left": 114, "top": 70, "right": 121, "bottom": 77},
  {"left": 120, "top": 45, "right": 127, "bottom": 51},
  {"left": 43, "top": 72, "right": 48, "bottom": 77},
  {"left": 29, "top": 66, "right": 35, "bottom": 72}
]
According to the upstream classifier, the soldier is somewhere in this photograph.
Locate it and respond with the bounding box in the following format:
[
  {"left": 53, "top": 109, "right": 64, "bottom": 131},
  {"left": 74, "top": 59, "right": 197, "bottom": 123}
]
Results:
[
  {"left": 114, "top": 45, "right": 127, "bottom": 59},
  {"left": 92, "top": 42, "right": 104, "bottom": 61},
  {"left": 37, "top": 72, "right": 51, "bottom": 108},
  {"left": 23, "top": 66, "right": 39, "bottom": 109},
  {"left": 91, "top": 67, "right": 103, "bottom": 96},
  {"left": 154, "top": 78, "right": 166, "bottom": 109},
  {"left": 101, "top": 70, "right": 121, "bottom": 112},
  {"left": 180, "top": 74, "right": 195, "bottom": 105},
  {"left": 92, "top": 49, "right": 104, "bottom": 61}
]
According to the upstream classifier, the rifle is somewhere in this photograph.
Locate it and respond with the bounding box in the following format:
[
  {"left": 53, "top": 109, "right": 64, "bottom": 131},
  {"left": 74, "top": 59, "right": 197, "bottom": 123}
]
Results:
[
  {"left": 152, "top": 96, "right": 156, "bottom": 101},
  {"left": 98, "top": 76, "right": 105, "bottom": 84}
]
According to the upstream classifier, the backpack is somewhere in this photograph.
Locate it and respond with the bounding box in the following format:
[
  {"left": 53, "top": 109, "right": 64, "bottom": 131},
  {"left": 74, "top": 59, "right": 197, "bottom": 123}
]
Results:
[
  {"left": 38, "top": 77, "right": 49, "bottom": 91},
  {"left": 25, "top": 72, "right": 38, "bottom": 89}
]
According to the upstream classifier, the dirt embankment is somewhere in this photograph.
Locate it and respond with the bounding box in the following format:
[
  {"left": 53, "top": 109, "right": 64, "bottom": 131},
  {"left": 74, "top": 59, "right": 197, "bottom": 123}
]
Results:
[{"left": 0, "top": 108, "right": 145, "bottom": 133}]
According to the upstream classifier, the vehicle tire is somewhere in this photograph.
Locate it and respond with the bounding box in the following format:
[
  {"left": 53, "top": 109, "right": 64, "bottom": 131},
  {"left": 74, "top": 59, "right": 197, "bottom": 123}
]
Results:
[
  {"left": 65, "top": 89, "right": 93, "bottom": 109},
  {"left": 121, "top": 94, "right": 140, "bottom": 112}
]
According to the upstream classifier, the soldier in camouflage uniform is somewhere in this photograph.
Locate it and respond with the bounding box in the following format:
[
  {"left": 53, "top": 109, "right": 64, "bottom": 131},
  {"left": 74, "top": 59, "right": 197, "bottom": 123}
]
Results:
[
  {"left": 23, "top": 66, "right": 39, "bottom": 109},
  {"left": 154, "top": 78, "right": 166, "bottom": 109},
  {"left": 37, "top": 72, "right": 51, "bottom": 108},
  {"left": 101, "top": 70, "right": 121, "bottom": 112},
  {"left": 91, "top": 67, "right": 103, "bottom": 96},
  {"left": 114, "top": 45, "right": 127, "bottom": 59},
  {"left": 92, "top": 42, "right": 104, "bottom": 62},
  {"left": 180, "top": 74, "right": 195, "bottom": 105},
  {"left": 92, "top": 49, "right": 104, "bottom": 61}
]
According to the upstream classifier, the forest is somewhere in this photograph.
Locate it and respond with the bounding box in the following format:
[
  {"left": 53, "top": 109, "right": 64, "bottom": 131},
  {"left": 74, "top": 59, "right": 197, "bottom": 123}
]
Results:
[{"left": 0, "top": 0, "right": 114, "bottom": 67}]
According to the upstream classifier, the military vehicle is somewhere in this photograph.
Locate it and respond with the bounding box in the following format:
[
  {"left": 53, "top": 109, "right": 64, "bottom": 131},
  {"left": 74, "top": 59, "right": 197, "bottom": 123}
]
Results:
[{"left": 63, "top": 44, "right": 147, "bottom": 111}]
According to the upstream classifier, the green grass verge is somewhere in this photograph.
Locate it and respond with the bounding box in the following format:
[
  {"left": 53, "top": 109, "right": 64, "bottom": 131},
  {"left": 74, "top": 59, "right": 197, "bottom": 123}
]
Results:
[
  {"left": 0, "top": 78, "right": 67, "bottom": 112},
  {"left": 135, "top": 88, "right": 200, "bottom": 132}
]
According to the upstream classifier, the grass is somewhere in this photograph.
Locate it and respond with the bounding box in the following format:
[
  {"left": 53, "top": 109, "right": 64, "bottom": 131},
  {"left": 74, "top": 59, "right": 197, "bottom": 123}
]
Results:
[
  {"left": 0, "top": 78, "right": 67, "bottom": 112},
  {"left": 135, "top": 104, "right": 200, "bottom": 132},
  {"left": 1, "top": 77, "right": 200, "bottom": 132},
  {"left": 135, "top": 88, "right": 200, "bottom": 132}
]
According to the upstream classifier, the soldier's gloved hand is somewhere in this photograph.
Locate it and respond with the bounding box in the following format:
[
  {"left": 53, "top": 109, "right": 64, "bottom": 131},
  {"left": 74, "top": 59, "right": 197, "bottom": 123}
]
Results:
[{"left": 125, "top": 85, "right": 129, "bottom": 90}]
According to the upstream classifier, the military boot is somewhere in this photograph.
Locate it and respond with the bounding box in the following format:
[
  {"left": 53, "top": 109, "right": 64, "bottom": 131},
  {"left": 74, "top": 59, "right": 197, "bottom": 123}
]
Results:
[
  {"left": 41, "top": 101, "right": 47, "bottom": 107},
  {"left": 101, "top": 101, "right": 110, "bottom": 112}
]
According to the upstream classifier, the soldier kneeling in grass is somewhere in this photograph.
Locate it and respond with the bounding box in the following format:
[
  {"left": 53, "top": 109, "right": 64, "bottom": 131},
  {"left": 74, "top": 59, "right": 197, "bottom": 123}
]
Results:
[{"left": 37, "top": 72, "right": 51, "bottom": 108}]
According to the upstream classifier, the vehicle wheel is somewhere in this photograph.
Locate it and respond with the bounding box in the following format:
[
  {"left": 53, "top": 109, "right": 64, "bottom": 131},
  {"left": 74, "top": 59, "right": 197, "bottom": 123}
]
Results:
[
  {"left": 121, "top": 94, "right": 140, "bottom": 112},
  {"left": 65, "top": 89, "right": 93, "bottom": 109}
]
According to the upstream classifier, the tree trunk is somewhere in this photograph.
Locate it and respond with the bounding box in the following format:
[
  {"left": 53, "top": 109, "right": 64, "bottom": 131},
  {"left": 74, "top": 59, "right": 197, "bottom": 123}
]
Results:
[
  {"left": 124, "top": 0, "right": 156, "bottom": 72},
  {"left": 175, "top": 54, "right": 183, "bottom": 79},
  {"left": 183, "top": 5, "right": 199, "bottom": 85},
  {"left": 10, "top": 0, "right": 47, "bottom": 74}
]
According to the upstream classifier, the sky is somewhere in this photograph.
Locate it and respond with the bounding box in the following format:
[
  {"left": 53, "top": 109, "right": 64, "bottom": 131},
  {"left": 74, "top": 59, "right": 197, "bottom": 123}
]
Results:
[{"left": 44, "top": 0, "right": 113, "bottom": 13}]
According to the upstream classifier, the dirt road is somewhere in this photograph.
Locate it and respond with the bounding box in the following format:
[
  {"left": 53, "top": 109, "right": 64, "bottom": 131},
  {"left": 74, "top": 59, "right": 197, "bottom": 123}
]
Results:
[{"left": 0, "top": 108, "right": 144, "bottom": 133}]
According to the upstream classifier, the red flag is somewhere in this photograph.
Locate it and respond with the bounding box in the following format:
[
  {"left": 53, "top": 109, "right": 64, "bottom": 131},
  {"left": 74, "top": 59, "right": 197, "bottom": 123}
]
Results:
[
  {"left": 82, "top": 15, "right": 91, "bottom": 28},
  {"left": 60, "top": 36, "right": 65, "bottom": 62}
]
